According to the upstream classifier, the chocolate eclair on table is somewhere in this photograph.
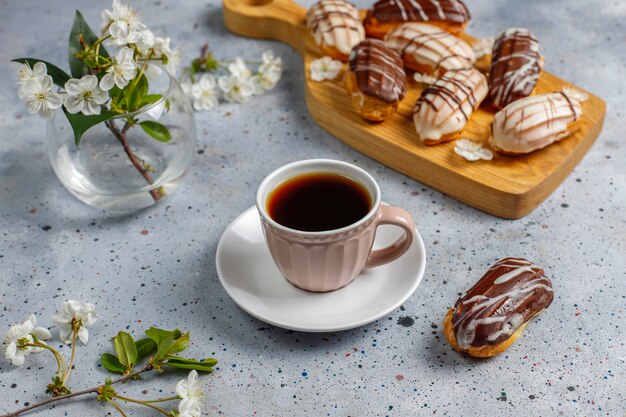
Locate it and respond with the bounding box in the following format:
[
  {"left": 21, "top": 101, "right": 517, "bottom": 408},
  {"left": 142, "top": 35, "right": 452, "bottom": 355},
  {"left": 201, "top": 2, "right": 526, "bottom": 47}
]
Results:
[
  {"left": 364, "top": 0, "right": 470, "bottom": 39},
  {"left": 413, "top": 68, "right": 487, "bottom": 145},
  {"left": 306, "top": 0, "right": 365, "bottom": 62},
  {"left": 344, "top": 39, "right": 407, "bottom": 122},
  {"left": 489, "top": 28, "right": 544, "bottom": 109},
  {"left": 384, "top": 23, "right": 475, "bottom": 77},
  {"left": 491, "top": 89, "right": 585, "bottom": 155},
  {"left": 444, "top": 258, "right": 554, "bottom": 358}
]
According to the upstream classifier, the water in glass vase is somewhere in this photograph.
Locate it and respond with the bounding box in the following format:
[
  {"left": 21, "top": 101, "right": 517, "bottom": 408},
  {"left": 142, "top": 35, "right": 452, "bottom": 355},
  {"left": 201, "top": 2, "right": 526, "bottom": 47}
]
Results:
[{"left": 47, "top": 75, "right": 196, "bottom": 213}]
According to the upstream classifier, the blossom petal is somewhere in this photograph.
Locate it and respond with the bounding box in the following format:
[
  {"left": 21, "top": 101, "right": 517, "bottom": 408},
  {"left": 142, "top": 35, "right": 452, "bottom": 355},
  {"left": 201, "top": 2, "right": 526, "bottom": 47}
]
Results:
[
  {"left": 64, "top": 96, "right": 84, "bottom": 114},
  {"left": 175, "top": 378, "right": 188, "bottom": 398},
  {"left": 51, "top": 313, "right": 70, "bottom": 326},
  {"left": 10, "top": 350, "right": 25, "bottom": 366},
  {"left": 5, "top": 342, "right": 17, "bottom": 360},
  {"left": 32, "top": 327, "right": 52, "bottom": 341},
  {"left": 77, "top": 326, "right": 89, "bottom": 345},
  {"left": 46, "top": 91, "right": 64, "bottom": 110},
  {"left": 65, "top": 300, "right": 82, "bottom": 316},
  {"left": 33, "top": 62, "right": 47, "bottom": 77},
  {"left": 84, "top": 100, "right": 102, "bottom": 115},
  {"left": 477, "top": 148, "right": 494, "bottom": 160},
  {"left": 59, "top": 327, "right": 73, "bottom": 344},
  {"left": 218, "top": 76, "right": 233, "bottom": 92},
  {"left": 22, "top": 318, "right": 34, "bottom": 334},
  {"left": 82, "top": 75, "right": 99, "bottom": 91},
  {"left": 64, "top": 78, "right": 82, "bottom": 96},
  {"left": 100, "top": 73, "right": 115, "bottom": 91},
  {"left": 38, "top": 108, "right": 54, "bottom": 119}
]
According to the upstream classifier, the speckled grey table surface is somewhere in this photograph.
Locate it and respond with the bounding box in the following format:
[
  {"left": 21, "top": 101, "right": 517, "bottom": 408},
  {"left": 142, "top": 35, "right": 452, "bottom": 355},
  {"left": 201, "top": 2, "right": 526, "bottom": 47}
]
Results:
[{"left": 1, "top": 0, "right": 625, "bottom": 416}]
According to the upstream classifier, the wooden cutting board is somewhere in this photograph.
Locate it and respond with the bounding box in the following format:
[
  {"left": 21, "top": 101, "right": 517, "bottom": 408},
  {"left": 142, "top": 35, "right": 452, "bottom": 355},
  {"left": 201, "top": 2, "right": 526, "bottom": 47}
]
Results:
[{"left": 223, "top": 0, "right": 606, "bottom": 219}]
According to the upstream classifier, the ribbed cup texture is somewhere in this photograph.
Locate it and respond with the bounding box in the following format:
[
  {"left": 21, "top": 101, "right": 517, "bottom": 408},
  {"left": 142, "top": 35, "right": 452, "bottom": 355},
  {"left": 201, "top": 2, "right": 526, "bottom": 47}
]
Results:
[{"left": 260, "top": 211, "right": 378, "bottom": 292}]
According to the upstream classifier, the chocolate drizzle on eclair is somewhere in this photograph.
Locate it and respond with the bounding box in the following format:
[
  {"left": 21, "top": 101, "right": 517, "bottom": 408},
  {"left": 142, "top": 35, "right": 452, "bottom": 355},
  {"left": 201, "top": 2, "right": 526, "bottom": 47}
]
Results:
[
  {"left": 450, "top": 258, "right": 553, "bottom": 349},
  {"left": 384, "top": 23, "right": 475, "bottom": 75},
  {"left": 306, "top": 0, "right": 365, "bottom": 56},
  {"left": 348, "top": 39, "right": 407, "bottom": 103},
  {"left": 491, "top": 90, "right": 583, "bottom": 154},
  {"left": 489, "top": 28, "right": 543, "bottom": 109},
  {"left": 412, "top": 68, "right": 487, "bottom": 142},
  {"left": 366, "top": 0, "right": 471, "bottom": 25}
]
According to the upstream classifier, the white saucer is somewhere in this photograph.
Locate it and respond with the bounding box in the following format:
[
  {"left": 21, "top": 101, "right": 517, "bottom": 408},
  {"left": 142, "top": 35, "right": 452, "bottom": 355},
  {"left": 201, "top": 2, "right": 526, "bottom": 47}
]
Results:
[{"left": 215, "top": 206, "right": 426, "bottom": 332}]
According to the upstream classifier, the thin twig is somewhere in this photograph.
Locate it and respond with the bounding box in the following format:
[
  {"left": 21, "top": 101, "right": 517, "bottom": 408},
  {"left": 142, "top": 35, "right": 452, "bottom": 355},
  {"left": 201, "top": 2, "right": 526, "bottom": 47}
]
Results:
[
  {"left": 106, "top": 399, "right": 128, "bottom": 417},
  {"left": 0, "top": 364, "right": 154, "bottom": 417},
  {"left": 61, "top": 323, "right": 79, "bottom": 385},
  {"left": 113, "top": 394, "right": 172, "bottom": 416},
  {"left": 105, "top": 119, "right": 161, "bottom": 202},
  {"left": 25, "top": 343, "right": 64, "bottom": 379}
]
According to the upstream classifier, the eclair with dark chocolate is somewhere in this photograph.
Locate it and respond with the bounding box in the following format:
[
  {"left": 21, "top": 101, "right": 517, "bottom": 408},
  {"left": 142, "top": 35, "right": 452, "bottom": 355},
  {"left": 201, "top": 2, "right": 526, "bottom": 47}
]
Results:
[{"left": 444, "top": 258, "right": 554, "bottom": 358}]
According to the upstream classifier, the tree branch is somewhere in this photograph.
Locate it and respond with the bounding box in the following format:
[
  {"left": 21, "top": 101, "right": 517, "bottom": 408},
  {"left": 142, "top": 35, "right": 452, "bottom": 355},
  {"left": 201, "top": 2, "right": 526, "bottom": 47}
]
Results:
[
  {"left": 0, "top": 364, "right": 154, "bottom": 417},
  {"left": 104, "top": 119, "right": 162, "bottom": 202}
]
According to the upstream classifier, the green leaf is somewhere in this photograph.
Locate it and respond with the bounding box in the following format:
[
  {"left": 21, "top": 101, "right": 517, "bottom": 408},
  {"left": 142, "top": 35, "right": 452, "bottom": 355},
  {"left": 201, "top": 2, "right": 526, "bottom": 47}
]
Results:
[
  {"left": 165, "top": 357, "right": 217, "bottom": 373},
  {"left": 68, "top": 10, "right": 109, "bottom": 78},
  {"left": 141, "top": 94, "right": 163, "bottom": 106},
  {"left": 165, "top": 332, "right": 189, "bottom": 356},
  {"left": 135, "top": 338, "right": 157, "bottom": 362},
  {"left": 11, "top": 58, "right": 71, "bottom": 88},
  {"left": 100, "top": 353, "right": 125, "bottom": 374},
  {"left": 63, "top": 109, "right": 118, "bottom": 145},
  {"left": 123, "top": 74, "right": 148, "bottom": 112},
  {"left": 145, "top": 327, "right": 175, "bottom": 365},
  {"left": 140, "top": 121, "right": 171, "bottom": 142},
  {"left": 114, "top": 331, "right": 138, "bottom": 370}
]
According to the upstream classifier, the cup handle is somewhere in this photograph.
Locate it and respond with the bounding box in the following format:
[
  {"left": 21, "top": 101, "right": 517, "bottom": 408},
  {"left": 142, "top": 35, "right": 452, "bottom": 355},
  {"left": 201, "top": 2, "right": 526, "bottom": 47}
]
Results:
[{"left": 365, "top": 206, "right": 416, "bottom": 269}]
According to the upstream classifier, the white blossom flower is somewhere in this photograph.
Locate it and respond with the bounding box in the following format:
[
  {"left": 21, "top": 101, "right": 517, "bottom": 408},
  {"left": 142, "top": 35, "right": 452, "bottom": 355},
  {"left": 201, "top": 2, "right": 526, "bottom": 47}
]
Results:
[
  {"left": 64, "top": 75, "right": 109, "bottom": 115},
  {"left": 218, "top": 74, "right": 254, "bottom": 104},
  {"left": 227, "top": 57, "right": 252, "bottom": 79},
  {"left": 189, "top": 74, "right": 219, "bottom": 111},
  {"left": 176, "top": 370, "right": 203, "bottom": 417},
  {"left": 166, "top": 47, "right": 182, "bottom": 76},
  {"left": 259, "top": 50, "right": 282, "bottom": 74},
  {"left": 17, "top": 62, "right": 47, "bottom": 99},
  {"left": 100, "top": 46, "right": 137, "bottom": 91},
  {"left": 454, "top": 139, "right": 493, "bottom": 161},
  {"left": 21, "top": 75, "right": 63, "bottom": 119},
  {"left": 136, "top": 29, "right": 155, "bottom": 52},
  {"left": 101, "top": 0, "right": 146, "bottom": 46},
  {"left": 251, "top": 50, "right": 282, "bottom": 95},
  {"left": 3, "top": 315, "right": 51, "bottom": 366},
  {"left": 310, "top": 56, "right": 342, "bottom": 81},
  {"left": 152, "top": 36, "right": 182, "bottom": 76},
  {"left": 52, "top": 300, "right": 98, "bottom": 345}
]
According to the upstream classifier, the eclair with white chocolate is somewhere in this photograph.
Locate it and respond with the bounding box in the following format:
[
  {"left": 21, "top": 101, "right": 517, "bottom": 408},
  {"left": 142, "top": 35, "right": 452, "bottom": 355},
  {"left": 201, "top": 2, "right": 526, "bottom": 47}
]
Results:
[
  {"left": 306, "top": 0, "right": 365, "bottom": 62},
  {"left": 385, "top": 23, "right": 475, "bottom": 77},
  {"left": 491, "top": 88, "right": 586, "bottom": 155},
  {"left": 413, "top": 68, "right": 488, "bottom": 145},
  {"left": 444, "top": 258, "right": 554, "bottom": 358}
]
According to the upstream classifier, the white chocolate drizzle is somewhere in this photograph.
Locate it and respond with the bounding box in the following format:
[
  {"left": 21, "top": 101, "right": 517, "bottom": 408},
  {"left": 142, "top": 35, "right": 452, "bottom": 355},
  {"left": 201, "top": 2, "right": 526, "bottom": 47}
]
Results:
[
  {"left": 307, "top": 0, "right": 365, "bottom": 56},
  {"left": 452, "top": 258, "right": 553, "bottom": 350},
  {"left": 384, "top": 23, "right": 475, "bottom": 76},
  {"left": 367, "top": 0, "right": 470, "bottom": 25},
  {"left": 491, "top": 91, "right": 583, "bottom": 154},
  {"left": 489, "top": 28, "right": 543, "bottom": 109}
]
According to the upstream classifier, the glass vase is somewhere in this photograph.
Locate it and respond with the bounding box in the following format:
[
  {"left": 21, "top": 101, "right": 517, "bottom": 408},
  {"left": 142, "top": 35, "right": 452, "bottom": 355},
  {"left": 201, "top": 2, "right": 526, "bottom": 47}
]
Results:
[{"left": 46, "top": 73, "right": 196, "bottom": 213}]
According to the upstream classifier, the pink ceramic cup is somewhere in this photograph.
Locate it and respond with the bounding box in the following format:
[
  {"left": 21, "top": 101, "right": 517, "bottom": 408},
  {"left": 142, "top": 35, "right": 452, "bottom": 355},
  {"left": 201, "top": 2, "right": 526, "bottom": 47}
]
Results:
[{"left": 256, "top": 159, "right": 416, "bottom": 292}]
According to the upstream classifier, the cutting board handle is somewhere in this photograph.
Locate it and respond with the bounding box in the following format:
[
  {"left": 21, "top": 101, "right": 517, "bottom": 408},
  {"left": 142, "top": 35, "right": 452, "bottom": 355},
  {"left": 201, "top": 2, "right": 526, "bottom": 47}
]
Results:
[{"left": 223, "top": 0, "right": 307, "bottom": 56}]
